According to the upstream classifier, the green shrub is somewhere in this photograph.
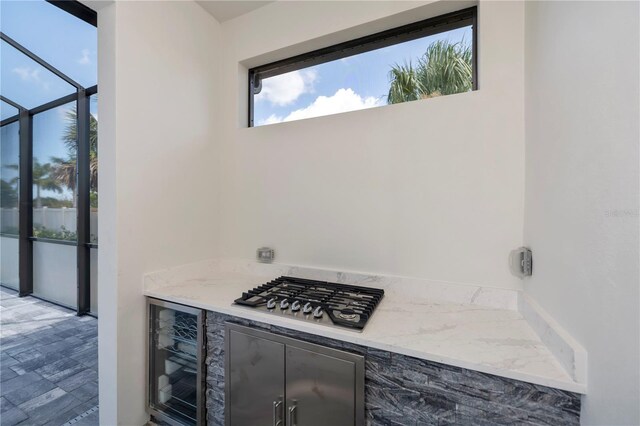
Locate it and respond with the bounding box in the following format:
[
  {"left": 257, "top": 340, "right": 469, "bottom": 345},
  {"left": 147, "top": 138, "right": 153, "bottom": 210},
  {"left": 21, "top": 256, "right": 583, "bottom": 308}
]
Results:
[{"left": 33, "top": 225, "right": 77, "bottom": 241}]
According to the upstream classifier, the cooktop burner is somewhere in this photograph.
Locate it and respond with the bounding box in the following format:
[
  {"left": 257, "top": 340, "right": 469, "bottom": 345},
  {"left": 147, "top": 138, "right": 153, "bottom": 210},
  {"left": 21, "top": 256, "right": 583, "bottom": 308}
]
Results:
[{"left": 233, "top": 276, "right": 384, "bottom": 331}]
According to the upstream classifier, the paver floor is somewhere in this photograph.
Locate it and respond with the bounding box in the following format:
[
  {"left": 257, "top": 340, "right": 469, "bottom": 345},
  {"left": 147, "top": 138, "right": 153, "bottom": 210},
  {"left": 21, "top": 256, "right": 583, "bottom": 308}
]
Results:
[{"left": 0, "top": 287, "right": 99, "bottom": 426}]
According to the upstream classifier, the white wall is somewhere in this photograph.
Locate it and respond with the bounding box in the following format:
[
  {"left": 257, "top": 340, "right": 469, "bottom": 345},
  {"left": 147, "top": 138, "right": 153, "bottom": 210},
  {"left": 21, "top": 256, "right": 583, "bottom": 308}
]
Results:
[
  {"left": 0, "top": 236, "right": 19, "bottom": 288},
  {"left": 524, "top": 1, "right": 639, "bottom": 424},
  {"left": 90, "top": 247, "right": 98, "bottom": 314},
  {"left": 1, "top": 240, "right": 96, "bottom": 313},
  {"left": 33, "top": 241, "right": 77, "bottom": 308},
  {"left": 1, "top": 239, "right": 79, "bottom": 308},
  {"left": 216, "top": 1, "right": 525, "bottom": 289},
  {"left": 93, "top": 0, "right": 639, "bottom": 423},
  {"left": 97, "top": 2, "right": 221, "bottom": 424}
]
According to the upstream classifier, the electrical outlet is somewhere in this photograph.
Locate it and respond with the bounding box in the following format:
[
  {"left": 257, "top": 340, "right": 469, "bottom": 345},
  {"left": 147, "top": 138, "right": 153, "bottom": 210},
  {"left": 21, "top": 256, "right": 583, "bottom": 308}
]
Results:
[
  {"left": 256, "top": 247, "right": 275, "bottom": 263},
  {"left": 510, "top": 247, "right": 532, "bottom": 278}
]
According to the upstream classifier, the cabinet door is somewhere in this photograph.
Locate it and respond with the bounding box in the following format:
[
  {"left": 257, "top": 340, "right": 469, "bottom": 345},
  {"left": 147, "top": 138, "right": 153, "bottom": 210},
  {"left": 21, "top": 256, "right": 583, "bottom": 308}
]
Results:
[
  {"left": 227, "top": 328, "right": 285, "bottom": 426},
  {"left": 285, "top": 346, "right": 359, "bottom": 426}
]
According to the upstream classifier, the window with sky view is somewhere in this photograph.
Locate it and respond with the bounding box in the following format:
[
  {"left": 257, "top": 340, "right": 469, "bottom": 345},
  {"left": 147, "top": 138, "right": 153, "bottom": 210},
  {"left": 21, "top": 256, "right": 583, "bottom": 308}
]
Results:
[{"left": 253, "top": 25, "right": 473, "bottom": 127}]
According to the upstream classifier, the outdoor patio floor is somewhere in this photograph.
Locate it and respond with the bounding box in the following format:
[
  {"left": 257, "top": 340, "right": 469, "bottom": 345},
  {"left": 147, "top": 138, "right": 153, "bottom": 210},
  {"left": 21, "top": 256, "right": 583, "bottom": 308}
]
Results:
[{"left": 0, "top": 287, "right": 99, "bottom": 426}]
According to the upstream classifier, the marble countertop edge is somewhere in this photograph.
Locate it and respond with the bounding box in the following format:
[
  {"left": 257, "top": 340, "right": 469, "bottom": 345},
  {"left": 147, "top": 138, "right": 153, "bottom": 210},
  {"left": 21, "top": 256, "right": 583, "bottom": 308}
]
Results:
[{"left": 144, "top": 286, "right": 587, "bottom": 395}]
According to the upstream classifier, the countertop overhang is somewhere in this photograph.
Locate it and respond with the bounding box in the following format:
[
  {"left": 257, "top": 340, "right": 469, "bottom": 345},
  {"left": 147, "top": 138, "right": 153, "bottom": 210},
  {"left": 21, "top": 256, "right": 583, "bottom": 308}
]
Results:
[{"left": 144, "top": 259, "right": 586, "bottom": 394}]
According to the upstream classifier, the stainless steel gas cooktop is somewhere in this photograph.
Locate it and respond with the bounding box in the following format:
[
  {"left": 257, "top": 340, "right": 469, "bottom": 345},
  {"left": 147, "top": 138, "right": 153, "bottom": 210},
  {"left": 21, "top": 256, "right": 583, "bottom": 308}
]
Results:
[{"left": 233, "top": 276, "right": 384, "bottom": 332}]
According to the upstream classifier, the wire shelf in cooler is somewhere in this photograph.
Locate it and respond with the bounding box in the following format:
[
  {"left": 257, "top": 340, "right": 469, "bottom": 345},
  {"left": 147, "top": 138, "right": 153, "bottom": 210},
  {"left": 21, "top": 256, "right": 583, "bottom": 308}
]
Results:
[
  {"left": 156, "top": 329, "right": 198, "bottom": 346},
  {"left": 157, "top": 316, "right": 198, "bottom": 341},
  {"left": 159, "top": 344, "right": 198, "bottom": 362}
]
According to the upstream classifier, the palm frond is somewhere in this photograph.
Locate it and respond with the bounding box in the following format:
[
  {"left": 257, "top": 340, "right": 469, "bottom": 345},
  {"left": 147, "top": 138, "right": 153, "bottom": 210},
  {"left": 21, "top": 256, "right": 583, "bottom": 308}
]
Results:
[
  {"left": 417, "top": 40, "right": 473, "bottom": 97},
  {"left": 50, "top": 156, "right": 77, "bottom": 192},
  {"left": 387, "top": 62, "right": 426, "bottom": 104}
]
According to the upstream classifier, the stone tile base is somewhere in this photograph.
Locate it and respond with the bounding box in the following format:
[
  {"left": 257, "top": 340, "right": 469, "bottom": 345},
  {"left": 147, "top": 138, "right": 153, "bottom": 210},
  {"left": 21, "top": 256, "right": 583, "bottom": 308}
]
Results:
[{"left": 205, "top": 311, "right": 580, "bottom": 426}]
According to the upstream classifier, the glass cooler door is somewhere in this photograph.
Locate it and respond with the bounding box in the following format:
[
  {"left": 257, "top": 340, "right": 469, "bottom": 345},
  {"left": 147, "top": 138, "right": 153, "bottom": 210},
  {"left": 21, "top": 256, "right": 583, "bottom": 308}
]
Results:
[{"left": 148, "top": 299, "right": 204, "bottom": 425}]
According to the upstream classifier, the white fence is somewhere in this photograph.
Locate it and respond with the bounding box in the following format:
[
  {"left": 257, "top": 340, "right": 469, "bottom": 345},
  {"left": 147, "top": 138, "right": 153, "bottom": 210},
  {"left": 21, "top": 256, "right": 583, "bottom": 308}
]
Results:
[
  {"left": 34, "top": 208, "right": 77, "bottom": 232},
  {"left": 1, "top": 207, "right": 98, "bottom": 240}
]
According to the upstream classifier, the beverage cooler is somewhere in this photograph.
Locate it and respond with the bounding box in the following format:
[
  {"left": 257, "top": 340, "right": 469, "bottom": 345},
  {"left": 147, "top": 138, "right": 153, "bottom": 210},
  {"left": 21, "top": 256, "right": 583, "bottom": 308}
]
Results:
[{"left": 148, "top": 298, "right": 205, "bottom": 425}]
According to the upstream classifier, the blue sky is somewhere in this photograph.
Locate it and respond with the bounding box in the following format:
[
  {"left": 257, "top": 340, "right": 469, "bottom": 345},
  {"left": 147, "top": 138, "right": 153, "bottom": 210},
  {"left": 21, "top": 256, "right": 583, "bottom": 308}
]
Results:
[
  {"left": 1, "top": 121, "right": 19, "bottom": 196},
  {"left": 0, "top": 99, "right": 18, "bottom": 121},
  {"left": 254, "top": 26, "right": 472, "bottom": 126},
  {"left": 1, "top": 0, "right": 97, "bottom": 201},
  {"left": 1, "top": 0, "right": 97, "bottom": 109}
]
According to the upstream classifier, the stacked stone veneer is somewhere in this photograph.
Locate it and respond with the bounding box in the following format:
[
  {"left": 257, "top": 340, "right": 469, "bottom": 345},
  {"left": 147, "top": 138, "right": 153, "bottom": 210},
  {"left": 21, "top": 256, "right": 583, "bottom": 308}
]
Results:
[{"left": 205, "top": 311, "right": 580, "bottom": 426}]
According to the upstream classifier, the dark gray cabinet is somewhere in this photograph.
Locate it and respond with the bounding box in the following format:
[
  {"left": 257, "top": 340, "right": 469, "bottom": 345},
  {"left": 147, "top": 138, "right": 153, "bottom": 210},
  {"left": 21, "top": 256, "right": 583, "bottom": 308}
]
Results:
[{"left": 225, "top": 324, "right": 365, "bottom": 426}]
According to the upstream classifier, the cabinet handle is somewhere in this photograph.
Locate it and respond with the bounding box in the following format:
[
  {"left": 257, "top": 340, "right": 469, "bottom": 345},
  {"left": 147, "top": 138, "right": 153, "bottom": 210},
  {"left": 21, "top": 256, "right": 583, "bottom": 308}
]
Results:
[
  {"left": 272, "top": 399, "right": 283, "bottom": 426},
  {"left": 288, "top": 402, "right": 297, "bottom": 426}
]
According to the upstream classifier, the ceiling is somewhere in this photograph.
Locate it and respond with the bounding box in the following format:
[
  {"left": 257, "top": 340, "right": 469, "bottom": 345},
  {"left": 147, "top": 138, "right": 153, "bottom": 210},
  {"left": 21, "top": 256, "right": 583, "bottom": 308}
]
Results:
[
  {"left": 79, "top": 1, "right": 273, "bottom": 22},
  {"left": 77, "top": 0, "right": 114, "bottom": 12},
  {"left": 196, "top": 1, "right": 274, "bottom": 22}
]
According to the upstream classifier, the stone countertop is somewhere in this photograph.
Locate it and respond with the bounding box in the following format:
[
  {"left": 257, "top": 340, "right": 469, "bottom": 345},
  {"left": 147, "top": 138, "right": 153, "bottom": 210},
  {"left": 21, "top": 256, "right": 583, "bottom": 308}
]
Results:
[{"left": 144, "top": 258, "right": 586, "bottom": 394}]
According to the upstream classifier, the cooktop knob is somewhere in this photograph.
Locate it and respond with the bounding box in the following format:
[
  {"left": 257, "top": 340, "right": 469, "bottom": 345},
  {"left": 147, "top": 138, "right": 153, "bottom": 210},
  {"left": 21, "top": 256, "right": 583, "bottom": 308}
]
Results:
[
  {"left": 291, "top": 300, "right": 301, "bottom": 311},
  {"left": 266, "top": 298, "right": 276, "bottom": 309},
  {"left": 280, "top": 299, "right": 289, "bottom": 309},
  {"left": 313, "top": 306, "right": 324, "bottom": 318},
  {"left": 302, "top": 302, "right": 313, "bottom": 314}
]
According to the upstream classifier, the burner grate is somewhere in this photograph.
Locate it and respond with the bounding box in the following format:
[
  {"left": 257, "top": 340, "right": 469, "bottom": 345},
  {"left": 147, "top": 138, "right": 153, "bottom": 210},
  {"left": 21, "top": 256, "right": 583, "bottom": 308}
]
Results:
[{"left": 234, "top": 276, "right": 384, "bottom": 330}]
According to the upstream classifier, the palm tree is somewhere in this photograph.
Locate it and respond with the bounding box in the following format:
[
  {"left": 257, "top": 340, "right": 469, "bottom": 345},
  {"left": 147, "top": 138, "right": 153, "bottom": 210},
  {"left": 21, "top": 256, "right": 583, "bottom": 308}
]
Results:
[
  {"left": 50, "top": 156, "right": 77, "bottom": 206},
  {"left": 34, "top": 161, "right": 63, "bottom": 208},
  {"left": 13, "top": 160, "right": 62, "bottom": 208},
  {"left": 388, "top": 39, "right": 473, "bottom": 104},
  {"left": 51, "top": 107, "right": 98, "bottom": 198}
]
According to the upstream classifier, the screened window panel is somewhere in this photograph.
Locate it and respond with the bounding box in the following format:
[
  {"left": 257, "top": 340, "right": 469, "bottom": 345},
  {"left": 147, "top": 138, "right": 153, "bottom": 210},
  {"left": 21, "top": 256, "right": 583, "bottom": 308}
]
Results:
[{"left": 32, "top": 101, "right": 77, "bottom": 241}]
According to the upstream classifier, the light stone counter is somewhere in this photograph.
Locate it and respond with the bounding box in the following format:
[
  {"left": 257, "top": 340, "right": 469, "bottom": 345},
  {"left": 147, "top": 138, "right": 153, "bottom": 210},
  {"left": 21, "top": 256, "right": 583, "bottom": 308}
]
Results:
[{"left": 144, "top": 258, "right": 586, "bottom": 394}]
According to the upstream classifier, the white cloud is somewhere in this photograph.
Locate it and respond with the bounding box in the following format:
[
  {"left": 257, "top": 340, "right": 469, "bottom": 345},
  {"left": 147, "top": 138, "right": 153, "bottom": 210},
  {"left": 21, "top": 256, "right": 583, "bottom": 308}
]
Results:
[
  {"left": 12, "top": 67, "right": 50, "bottom": 90},
  {"left": 78, "top": 49, "right": 91, "bottom": 65},
  {"left": 13, "top": 67, "right": 40, "bottom": 81},
  {"left": 255, "top": 69, "right": 317, "bottom": 106},
  {"left": 261, "top": 114, "right": 285, "bottom": 125},
  {"left": 259, "top": 88, "right": 383, "bottom": 125}
]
